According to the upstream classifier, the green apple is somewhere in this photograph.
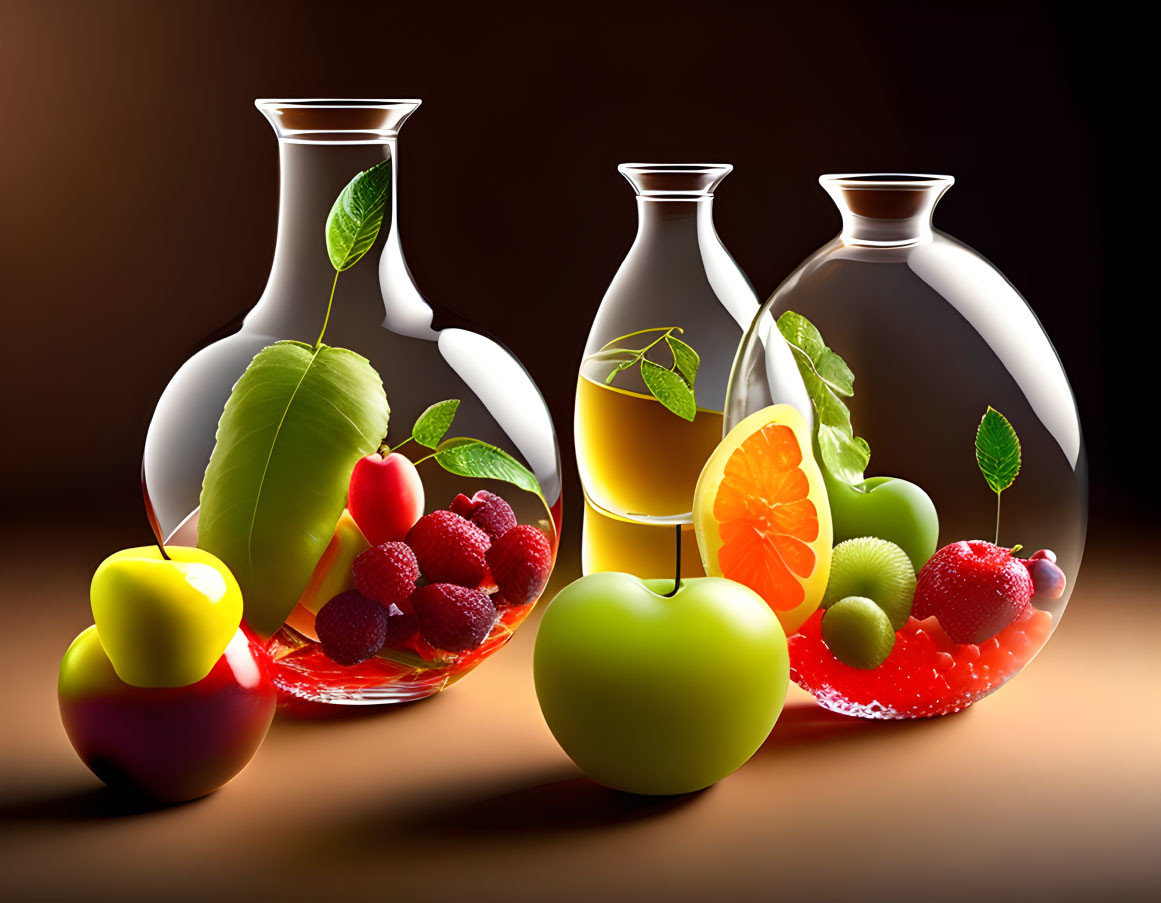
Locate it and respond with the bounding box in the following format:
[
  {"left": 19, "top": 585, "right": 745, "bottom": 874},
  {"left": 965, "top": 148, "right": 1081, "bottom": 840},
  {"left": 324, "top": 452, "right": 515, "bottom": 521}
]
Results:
[
  {"left": 534, "top": 573, "right": 788, "bottom": 795},
  {"left": 91, "top": 546, "right": 243, "bottom": 688},
  {"left": 823, "top": 468, "right": 939, "bottom": 572}
]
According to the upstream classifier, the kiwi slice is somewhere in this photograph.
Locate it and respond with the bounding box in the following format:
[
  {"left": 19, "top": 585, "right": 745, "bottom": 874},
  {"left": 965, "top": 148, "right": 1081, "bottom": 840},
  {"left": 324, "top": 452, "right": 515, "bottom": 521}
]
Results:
[
  {"left": 821, "top": 596, "right": 896, "bottom": 670},
  {"left": 823, "top": 537, "right": 917, "bottom": 631}
]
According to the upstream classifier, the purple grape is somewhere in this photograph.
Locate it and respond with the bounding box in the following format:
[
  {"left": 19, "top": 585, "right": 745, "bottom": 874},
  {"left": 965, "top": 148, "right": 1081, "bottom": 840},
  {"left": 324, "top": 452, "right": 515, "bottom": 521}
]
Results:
[{"left": 1027, "top": 557, "right": 1066, "bottom": 600}]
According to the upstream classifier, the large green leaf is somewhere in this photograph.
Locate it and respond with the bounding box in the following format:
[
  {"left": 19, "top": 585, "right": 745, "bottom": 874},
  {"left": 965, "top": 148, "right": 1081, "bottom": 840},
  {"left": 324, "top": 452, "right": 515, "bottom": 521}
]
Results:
[{"left": 198, "top": 341, "right": 390, "bottom": 636}]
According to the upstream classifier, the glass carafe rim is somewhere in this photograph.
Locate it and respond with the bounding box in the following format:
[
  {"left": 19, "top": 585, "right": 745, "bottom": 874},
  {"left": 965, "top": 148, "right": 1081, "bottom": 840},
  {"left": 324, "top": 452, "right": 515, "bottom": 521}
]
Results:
[
  {"left": 256, "top": 98, "right": 421, "bottom": 144},
  {"left": 619, "top": 162, "right": 733, "bottom": 199},
  {"left": 821, "top": 172, "right": 954, "bottom": 189}
]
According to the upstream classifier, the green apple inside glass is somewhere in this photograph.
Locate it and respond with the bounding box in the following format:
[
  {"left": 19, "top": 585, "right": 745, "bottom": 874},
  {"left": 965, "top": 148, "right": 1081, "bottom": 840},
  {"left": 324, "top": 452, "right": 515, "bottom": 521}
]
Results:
[
  {"left": 823, "top": 469, "right": 939, "bottom": 572},
  {"left": 534, "top": 573, "right": 788, "bottom": 795}
]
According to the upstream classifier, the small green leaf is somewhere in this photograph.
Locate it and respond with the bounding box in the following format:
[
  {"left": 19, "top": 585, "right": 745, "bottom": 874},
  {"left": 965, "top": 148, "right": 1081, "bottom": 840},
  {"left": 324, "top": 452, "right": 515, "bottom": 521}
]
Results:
[
  {"left": 778, "top": 310, "right": 868, "bottom": 485},
  {"left": 412, "top": 399, "right": 460, "bottom": 449},
  {"left": 325, "top": 159, "right": 392, "bottom": 272},
  {"left": 433, "top": 439, "right": 543, "bottom": 498},
  {"left": 640, "top": 359, "right": 696, "bottom": 421},
  {"left": 666, "top": 335, "right": 700, "bottom": 387},
  {"left": 975, "top": 406, "right": 1021, "bottom": 494}
]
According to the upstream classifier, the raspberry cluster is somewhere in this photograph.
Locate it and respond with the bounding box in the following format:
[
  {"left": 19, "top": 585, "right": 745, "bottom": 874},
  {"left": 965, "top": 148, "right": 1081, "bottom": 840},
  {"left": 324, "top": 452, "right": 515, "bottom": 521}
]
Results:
[{"left": 314, "top": 489, "right": 552, "bottom": 666}]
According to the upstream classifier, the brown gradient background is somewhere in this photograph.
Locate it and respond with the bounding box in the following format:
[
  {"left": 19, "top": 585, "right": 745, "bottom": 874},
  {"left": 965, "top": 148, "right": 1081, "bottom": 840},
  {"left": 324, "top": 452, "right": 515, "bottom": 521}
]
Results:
[{"left": 0, "top": 2, "right": 1154, "bottom": 902}]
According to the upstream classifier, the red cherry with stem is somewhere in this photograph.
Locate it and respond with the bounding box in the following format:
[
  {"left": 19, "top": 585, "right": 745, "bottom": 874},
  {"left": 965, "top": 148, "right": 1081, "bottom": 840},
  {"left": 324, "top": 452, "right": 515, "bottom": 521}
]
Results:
[{"left": 348, "top": 452, "right": 425, "bottom": 545}]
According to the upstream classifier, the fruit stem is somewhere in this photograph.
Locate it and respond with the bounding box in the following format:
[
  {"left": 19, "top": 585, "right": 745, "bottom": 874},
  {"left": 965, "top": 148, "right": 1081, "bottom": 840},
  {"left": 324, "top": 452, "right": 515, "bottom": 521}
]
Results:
[
  {"left": 994, "top": 491, "right": 1001, "bottom": 545},
  {"left": 314, "top": 271, "right": 339, "bottom": 350},
  {"left": 140, "top": 461, "right": 170, "bottom": 561},
  {"left": 662, "top": 524, "right": 682, "bottom": 598}
]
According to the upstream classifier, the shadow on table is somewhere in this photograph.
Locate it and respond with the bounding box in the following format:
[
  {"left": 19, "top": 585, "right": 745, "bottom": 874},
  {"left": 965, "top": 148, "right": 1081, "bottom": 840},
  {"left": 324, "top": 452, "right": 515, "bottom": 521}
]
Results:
[
  {"left": 756, "top": 698, "right": 962, "bottom": 759},
  {"left": 417, "top": 773, "right": 702, "bottom": 836},
  {"left": 329, "top": 769, "right": 703, "bottom": 852},
  {"left": 0, "top": 784, "right": 205, "bottom": 827},
  {"left": 270, "top": 690, "right": 445, "bottom": 728}
]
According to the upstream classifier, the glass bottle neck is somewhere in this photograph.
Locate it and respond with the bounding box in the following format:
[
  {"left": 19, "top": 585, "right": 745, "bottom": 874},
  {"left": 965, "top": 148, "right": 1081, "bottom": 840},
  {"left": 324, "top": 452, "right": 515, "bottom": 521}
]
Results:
[
  {"left": 635, "top": 196, "right": 719, "bottom": 242},
  {"left": 821, "top": 175, "right": 952, "bottom": 248},
  {"left": 246, "top": 138, "right": 404, "bottom": 335}
]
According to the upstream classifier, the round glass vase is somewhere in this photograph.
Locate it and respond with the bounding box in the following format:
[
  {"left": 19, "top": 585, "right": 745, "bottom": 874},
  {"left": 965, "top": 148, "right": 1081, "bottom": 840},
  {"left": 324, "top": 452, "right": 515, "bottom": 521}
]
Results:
[
  {"left": 144, "top": 99, "right": 562, "bottom": 705},
  {"left": 726, "top": 173, "right": 1085, "bottom": 719},
  {"left": 575, "top": 164, "right": 798, "bottom": 580}
]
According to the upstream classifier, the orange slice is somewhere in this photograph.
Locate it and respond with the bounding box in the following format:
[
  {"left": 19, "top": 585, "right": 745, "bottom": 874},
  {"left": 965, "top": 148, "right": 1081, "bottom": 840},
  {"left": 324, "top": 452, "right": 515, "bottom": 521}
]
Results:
[{"left": 693, "top": 404, "right": 832, "bottom": 634}]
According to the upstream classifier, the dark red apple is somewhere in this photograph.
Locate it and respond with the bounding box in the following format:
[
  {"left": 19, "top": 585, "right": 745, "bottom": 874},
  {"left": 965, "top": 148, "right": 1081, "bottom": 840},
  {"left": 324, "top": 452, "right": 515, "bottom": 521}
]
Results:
[{"left": 58, "top": 625, "right": 276, "bottom": 802}]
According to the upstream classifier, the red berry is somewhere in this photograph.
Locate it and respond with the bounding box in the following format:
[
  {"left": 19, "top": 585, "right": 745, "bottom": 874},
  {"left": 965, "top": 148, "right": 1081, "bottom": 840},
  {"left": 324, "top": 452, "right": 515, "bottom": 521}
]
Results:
[
  {"left": 381, "top": 602, "right": 419, "bottom": 650},
  {"left": 406, "top": 510, "right": 490, "bottom": 586},
  {"left": 913, "top": 540, "right": 1034, "bottom": 644},
  {"left": 352, "top": 542, "right": 420, "bottom": 607},
  {"left": 449, "top": 490, "right": 518, "bottom": 541},
  {"left": 315, "top": 591, "right": 389, "bottom": 665},
  {"left": 410, "top": 583, "right": 497, "bottom": 652},
  {"left": 486, "top": 525, "right": 552, "bottom": 606}
]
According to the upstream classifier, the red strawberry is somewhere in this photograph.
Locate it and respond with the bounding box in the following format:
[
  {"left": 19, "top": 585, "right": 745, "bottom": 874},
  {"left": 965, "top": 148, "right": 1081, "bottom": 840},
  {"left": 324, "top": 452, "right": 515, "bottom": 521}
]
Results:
[
  {"left": 406, "top": 510, "right": 490, "bottom": 587},
  {"left": 315, "top": 591, "right": 390, "bottom": 665},
  {"left": 486, "top": 524, "right": 552, "bottom": 606},
  {"left": 409, "top": 583, "right": 497, "bottom": 652},
  {"left": 913, "top": 541, "right": 1034, "bottom": 644},
  {"left": 352, "top": 542, "right": 419, "bottom": 608},
  {"left": 449, "top": 490, "right": 517, "bottom": 541}
]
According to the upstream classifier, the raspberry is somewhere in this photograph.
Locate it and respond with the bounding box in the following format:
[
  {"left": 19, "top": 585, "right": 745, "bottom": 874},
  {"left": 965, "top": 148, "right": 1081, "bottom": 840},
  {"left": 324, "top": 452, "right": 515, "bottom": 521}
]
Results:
[
  {"left": 449, "top": 490, "right": 517, "bottom": 541},
  {"left": 406, "top": 510, "right": 491, "bottom": 586},
  {"left": 352, "top": 542, "right": 420, "bottom": 607},
  {"left": 409, "top": 583, "right": 497, "bottom": 652},
  {"left": 315, "top": 591, "right": 389, "bottom": 665},
  {"left": 381, "top": 602, "right": 419, "bottom": 650},
  {"left": 486, "top": 525, "right": 552, "bottom": 606},
  {"left": 912, "top": 541, "right": 1034, "bottom": 644}
]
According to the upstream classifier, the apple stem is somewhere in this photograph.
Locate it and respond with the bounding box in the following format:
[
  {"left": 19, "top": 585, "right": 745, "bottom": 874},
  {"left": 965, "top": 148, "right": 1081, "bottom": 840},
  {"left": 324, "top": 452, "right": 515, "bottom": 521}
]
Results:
[
  {"left": 140, "top": 461, "right": 171, "bottom": 561},
  {"left": 662, "top": 525, "right": 682, "bottom": 598}
]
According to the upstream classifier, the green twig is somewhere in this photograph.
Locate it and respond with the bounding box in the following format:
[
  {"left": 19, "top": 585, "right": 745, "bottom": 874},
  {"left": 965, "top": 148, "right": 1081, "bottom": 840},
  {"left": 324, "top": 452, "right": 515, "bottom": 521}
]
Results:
[{"left": 314, "top": 271, "right": 339, "bottom": 350}]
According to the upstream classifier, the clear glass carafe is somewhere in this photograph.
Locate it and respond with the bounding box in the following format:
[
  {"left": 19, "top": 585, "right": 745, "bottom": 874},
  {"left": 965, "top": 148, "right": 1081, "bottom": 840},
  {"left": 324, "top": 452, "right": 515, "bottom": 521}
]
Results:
[
  {"left": 575, "top": 164, "right": 798, "bottom": 579},
  {"left": 144, "top": 100, "right": 561, "bottom": 704},
  {"left": 726, "top": 173, "right": 1085, "bottom": 718}
]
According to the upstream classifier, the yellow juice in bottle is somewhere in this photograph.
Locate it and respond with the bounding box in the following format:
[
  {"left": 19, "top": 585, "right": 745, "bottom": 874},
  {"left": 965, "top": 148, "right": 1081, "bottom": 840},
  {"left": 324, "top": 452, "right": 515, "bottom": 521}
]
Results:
[{"left": 575, "top": 374, "right": 723, "bottom": 578}]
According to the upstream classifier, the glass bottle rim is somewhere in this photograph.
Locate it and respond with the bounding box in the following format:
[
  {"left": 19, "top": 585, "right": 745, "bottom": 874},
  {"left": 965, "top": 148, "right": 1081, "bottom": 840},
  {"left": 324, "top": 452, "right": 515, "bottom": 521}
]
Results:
[
  {"left": 619, "top": 163, "right": 733, "bottom": 198},
  {"left": 256, "top": 98, "right": 422, "bottom": 144},
  {"left": 821, "top": 172, "right": 954, "bottom": 190}
]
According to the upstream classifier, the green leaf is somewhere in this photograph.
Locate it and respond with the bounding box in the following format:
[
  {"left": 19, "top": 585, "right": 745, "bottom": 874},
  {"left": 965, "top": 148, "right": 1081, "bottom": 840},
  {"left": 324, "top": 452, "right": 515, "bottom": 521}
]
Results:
[
  {"left": 412, "top": 399, "right": 460, "bottom": 449},
  {"left": 433, "top": 438, "right": 543, "bottom": 499},
  {"left": 975, "top": 406, "right": 1021, "bottom": 494},
  {"left": 325, "top": 159, "right": 392, "bottom": 272},
  {"left": 640, "top": 358, "right": 696, "bottom": 421},
  {"left": 198, "top": 341, "right": 390, "bottom": 636},
  {"left": 666, "top": 335, "right": 700, "bottom": 387},
  {"left": 777, "top": 310, "right": 868, "bottom": 484}
]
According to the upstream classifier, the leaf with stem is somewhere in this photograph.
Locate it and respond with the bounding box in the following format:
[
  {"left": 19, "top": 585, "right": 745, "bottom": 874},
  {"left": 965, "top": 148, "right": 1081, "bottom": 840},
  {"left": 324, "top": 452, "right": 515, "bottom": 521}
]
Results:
[
  {"left": 596, "top": 326, "right": 699, "bottom": 421},
  {"left": 777, "top": 311, "right": 870, "bottom": 485},
  {"left": 975, "top": 406, "right": 1021, "bottom": 543}
]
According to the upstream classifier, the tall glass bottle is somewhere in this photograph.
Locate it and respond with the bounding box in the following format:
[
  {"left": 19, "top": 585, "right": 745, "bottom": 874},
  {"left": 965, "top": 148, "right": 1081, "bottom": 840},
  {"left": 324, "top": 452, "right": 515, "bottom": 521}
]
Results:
[
  {"left": 575, "top": 164, "right": 792, "bottom": 578},
  {"left": 144, "top": 100, "right": 561, "bottom": 704}
]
